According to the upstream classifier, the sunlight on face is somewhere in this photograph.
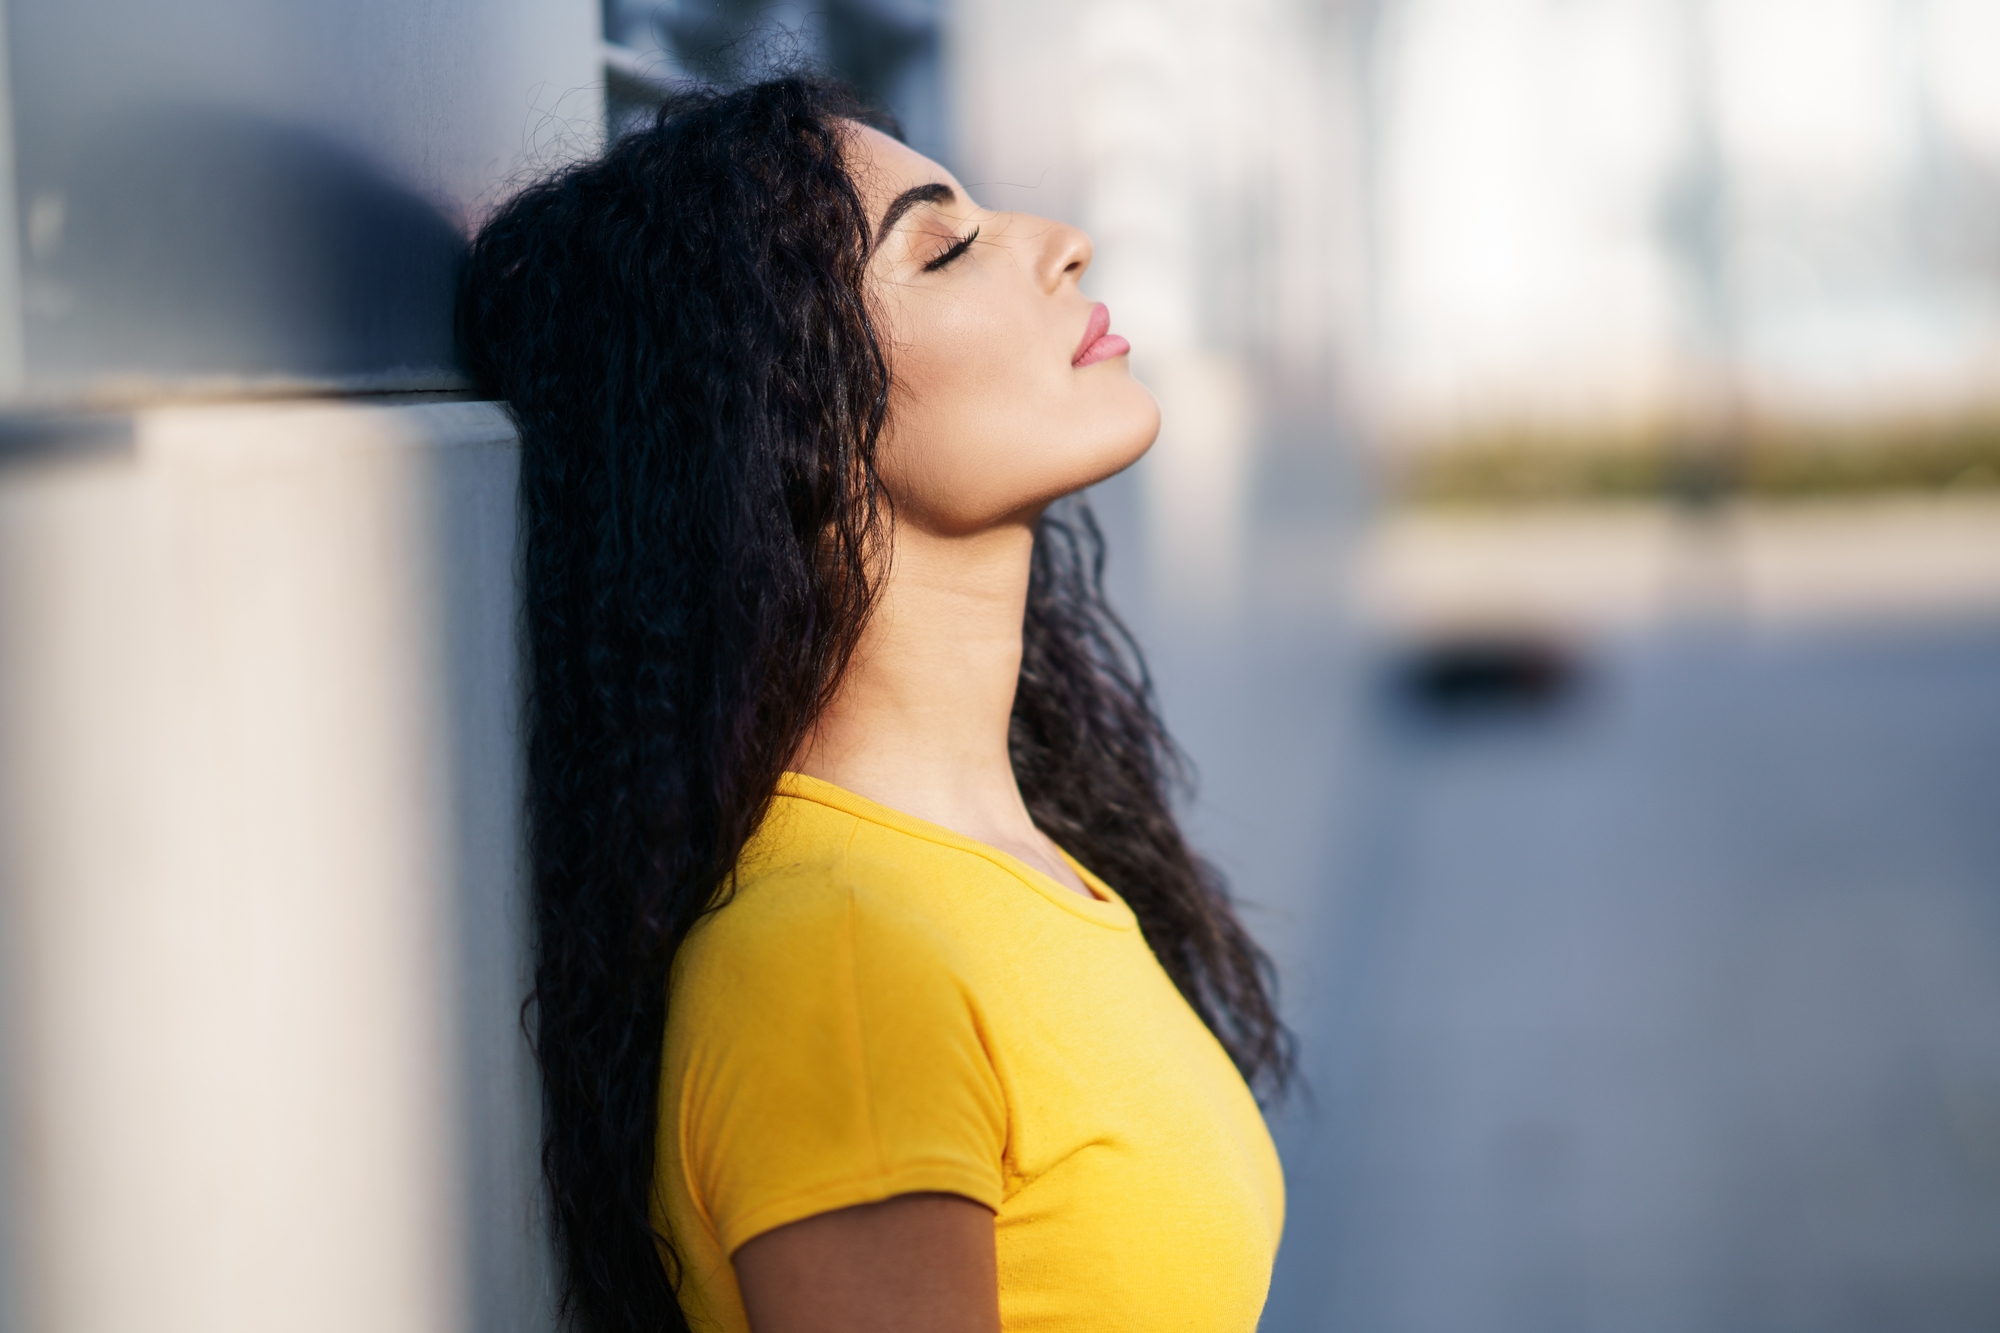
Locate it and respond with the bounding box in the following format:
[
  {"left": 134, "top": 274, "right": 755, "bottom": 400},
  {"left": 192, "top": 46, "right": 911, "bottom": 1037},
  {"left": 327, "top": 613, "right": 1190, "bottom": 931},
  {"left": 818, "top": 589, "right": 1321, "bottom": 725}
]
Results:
[{"left": 843, "top": 124, "right": 1161, "bottom": 537}]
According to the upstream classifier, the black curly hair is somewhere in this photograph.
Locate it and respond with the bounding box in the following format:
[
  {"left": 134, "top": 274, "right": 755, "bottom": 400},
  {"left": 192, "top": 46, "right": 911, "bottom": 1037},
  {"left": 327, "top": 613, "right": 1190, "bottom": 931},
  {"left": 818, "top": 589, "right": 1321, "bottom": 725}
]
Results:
[{"left": 458, "top": 73, "right": 1290, "bottom": 1333}]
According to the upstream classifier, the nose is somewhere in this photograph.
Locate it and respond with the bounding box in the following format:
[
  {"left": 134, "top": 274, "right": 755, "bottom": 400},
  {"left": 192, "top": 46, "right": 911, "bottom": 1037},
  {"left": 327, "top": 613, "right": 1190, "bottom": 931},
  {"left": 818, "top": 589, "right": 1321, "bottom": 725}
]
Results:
[{"left": 1027, "top": 214, "right": 1092, "bottom": 293}]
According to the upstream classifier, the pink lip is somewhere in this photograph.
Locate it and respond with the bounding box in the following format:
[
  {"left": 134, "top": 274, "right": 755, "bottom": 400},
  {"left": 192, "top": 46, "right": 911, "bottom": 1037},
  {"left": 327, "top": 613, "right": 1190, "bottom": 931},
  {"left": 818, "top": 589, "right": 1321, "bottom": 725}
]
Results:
[{"left": 1071, "top": 303, "right": 1130, "bottom": 368}]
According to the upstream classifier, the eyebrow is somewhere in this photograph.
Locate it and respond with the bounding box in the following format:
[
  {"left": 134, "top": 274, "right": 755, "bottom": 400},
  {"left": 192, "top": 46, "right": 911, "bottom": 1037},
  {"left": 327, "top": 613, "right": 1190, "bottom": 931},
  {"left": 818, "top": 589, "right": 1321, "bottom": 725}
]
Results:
[{"left": 876, "top": 182, "right": 956, "bottom": 248}]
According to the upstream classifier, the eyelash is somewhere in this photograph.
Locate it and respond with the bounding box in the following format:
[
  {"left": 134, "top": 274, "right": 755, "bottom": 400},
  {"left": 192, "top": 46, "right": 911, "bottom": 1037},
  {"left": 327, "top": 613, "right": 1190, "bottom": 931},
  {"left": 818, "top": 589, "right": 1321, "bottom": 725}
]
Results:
[{"left": 923, "top": 226, "right": 979, "bottom": 273}]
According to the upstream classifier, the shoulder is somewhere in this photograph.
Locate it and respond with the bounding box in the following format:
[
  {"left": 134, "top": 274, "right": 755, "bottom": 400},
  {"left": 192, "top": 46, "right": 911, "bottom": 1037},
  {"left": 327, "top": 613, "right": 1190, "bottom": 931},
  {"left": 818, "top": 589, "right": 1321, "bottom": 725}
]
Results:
[
  {"left": 673, "top": 793, "right": 981, "bottom": 1010},
  {"left": 664, "top": 790, "right": 1012, "bottom": 1255}
]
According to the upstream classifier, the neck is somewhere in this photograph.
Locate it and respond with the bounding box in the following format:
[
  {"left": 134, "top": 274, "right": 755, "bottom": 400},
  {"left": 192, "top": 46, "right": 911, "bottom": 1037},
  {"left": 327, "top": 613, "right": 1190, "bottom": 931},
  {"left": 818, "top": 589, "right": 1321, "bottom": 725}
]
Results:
[{"left": 792, "top": 514, "right": 1089, "bottom": 894}]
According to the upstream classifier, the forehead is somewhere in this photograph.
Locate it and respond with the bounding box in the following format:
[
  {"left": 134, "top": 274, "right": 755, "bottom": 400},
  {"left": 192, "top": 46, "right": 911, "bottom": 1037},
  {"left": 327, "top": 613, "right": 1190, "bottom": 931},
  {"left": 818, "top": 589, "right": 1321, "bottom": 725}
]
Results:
[{"left": 843, "top": 122, "right": 963, "bottom": 213}]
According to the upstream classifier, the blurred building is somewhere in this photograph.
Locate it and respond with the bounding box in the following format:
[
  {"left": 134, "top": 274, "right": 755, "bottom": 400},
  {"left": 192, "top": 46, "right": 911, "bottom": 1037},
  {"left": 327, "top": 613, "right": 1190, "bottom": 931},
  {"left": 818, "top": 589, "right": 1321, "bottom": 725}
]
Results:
[
  {"left": 938, "top": 9, "right": 2000, "bottom": 1333},
  {"left": 1366, "top": 0, "right": 2000, "bottom": 446}
]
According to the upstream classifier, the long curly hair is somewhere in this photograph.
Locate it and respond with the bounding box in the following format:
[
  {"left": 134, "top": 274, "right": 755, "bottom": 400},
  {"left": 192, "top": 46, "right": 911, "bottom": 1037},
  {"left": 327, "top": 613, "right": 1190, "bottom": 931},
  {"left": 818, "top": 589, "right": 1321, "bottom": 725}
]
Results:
[{"left": 458, "top": 74, "right": 1290, "bottom": 1333}]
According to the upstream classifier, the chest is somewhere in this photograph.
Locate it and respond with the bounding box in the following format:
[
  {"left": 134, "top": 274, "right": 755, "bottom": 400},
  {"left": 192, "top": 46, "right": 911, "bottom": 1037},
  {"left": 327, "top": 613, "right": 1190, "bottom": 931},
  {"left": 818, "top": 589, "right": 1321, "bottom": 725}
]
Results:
[
  {"left": 963, "top": 926, "right": 1285, "bottom": 1328},
  {"left": 968, "top": 912, "right": 1280, "bottom": 1216}
]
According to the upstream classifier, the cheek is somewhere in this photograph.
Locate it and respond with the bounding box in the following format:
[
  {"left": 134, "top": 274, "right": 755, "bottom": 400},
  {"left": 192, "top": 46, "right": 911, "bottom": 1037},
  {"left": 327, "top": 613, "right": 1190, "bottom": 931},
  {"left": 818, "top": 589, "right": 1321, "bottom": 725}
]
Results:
[{"left": 893, "top": 292, "right": 1040, "bottom": 426}]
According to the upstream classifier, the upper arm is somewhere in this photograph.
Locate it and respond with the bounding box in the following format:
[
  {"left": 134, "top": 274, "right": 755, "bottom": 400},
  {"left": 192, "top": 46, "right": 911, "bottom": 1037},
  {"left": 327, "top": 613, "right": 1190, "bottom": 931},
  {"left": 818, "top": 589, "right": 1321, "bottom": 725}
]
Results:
[
  {"left": 732, "top": 1192, "right": 1000, "bottom": 1333},
  {"left": 669, "top": 875, "right": 1007, "bottom": 1254}
]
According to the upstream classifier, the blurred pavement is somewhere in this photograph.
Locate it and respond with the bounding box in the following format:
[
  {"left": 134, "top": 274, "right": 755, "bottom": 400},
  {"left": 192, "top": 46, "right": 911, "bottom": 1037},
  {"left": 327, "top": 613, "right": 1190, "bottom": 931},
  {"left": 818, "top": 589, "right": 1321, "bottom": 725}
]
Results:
[{"left": 1125, "top": 491, "right": 2000, "bottom": 1333}]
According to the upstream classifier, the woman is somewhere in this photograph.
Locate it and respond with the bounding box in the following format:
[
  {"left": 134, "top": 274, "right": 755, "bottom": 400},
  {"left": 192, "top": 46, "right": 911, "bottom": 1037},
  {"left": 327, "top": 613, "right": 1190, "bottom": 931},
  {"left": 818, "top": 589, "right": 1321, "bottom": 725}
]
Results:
[{"left": 460, "top": 76, "right": 1290, "bottom": 1333}]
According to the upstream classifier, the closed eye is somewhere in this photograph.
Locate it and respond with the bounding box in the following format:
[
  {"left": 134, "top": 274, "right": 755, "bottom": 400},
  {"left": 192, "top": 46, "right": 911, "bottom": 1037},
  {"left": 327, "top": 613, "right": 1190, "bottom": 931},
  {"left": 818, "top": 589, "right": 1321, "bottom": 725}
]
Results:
[{"left": 923, "top": 227, "right": 979, "bottom": 273}]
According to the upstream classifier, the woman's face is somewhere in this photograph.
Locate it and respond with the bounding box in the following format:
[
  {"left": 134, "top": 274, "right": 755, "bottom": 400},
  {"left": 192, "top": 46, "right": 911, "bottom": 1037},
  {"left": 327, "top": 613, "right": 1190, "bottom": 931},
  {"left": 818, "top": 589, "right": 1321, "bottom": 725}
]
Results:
[{"left": 846, "top": 124, "right": 1161, "bottom": 537}]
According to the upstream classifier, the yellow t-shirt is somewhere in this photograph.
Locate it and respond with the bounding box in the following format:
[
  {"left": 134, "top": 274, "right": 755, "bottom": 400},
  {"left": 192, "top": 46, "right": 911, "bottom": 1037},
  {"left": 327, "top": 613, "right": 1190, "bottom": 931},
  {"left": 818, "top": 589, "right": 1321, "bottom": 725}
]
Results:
[{"left": 656, "top": 773, "right": 1284, "bottom": 1333}]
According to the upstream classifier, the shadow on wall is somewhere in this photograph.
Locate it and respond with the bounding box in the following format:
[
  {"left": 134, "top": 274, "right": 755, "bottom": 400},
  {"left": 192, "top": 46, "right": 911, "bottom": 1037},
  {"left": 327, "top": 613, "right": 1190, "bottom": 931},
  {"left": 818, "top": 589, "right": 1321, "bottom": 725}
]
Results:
[
  {"left": 24, "top": 105, "right": 466, "bottom": 393},
  {"left": 419, "top": 422, "right": 553, "bottom": 1333}
]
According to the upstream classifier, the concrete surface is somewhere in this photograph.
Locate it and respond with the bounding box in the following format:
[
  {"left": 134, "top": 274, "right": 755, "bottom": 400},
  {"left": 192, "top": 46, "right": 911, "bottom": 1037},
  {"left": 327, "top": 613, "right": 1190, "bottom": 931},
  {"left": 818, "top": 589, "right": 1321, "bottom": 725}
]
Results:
[{"left": 1134, "top": 496, "right": 2000, "bottom": 1333}]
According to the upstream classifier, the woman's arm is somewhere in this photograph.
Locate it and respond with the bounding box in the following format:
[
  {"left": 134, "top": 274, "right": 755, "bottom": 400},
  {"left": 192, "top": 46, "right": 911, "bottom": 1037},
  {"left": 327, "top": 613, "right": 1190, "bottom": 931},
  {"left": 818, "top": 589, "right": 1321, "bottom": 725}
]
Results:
[{"left": 732, "top": 1192, "right": 1001, "bottom": 1333}]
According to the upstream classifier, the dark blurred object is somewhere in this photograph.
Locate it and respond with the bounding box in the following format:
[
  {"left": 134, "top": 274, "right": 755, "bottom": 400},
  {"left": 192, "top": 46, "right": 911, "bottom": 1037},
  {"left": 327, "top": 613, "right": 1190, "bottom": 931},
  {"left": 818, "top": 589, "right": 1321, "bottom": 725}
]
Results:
[
  {"left": 1393, "top": 634, "right": 1583, "bottom": 718},
  {"left": 602, "top": 0, "right": 947, "bottom": 161}
]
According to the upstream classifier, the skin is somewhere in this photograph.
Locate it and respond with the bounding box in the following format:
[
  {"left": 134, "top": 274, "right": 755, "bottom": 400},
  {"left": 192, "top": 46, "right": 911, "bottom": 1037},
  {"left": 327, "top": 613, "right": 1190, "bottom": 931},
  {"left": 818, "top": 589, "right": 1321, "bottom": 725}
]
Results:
[{"left": 736, "top": 125, "right": 1161, "bottom": 1333}]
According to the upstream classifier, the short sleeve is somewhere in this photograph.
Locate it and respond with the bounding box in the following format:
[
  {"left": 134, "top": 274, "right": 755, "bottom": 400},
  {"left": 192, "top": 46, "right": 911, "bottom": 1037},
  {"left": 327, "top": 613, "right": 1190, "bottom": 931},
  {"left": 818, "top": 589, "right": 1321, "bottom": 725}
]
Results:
[{"left": 668, "top": 867, "right": 1008, "bottom": 1255}]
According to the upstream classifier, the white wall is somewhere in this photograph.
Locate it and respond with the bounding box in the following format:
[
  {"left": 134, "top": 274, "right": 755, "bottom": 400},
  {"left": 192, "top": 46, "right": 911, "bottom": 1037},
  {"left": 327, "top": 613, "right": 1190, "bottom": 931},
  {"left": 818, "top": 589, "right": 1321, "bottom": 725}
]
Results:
[
  {"left": 0, "top": 400, "right": 548, "bottom": 1333},
  {"left": 0, "top": 2, "right": 604, "bottom": 1322}
]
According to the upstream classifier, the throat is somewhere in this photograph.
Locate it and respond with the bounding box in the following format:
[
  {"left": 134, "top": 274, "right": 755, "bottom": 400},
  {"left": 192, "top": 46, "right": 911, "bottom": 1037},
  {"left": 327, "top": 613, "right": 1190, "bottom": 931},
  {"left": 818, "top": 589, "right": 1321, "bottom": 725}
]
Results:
[{"left": 789, "top": 515, "right": 1096, "bottom": 899}]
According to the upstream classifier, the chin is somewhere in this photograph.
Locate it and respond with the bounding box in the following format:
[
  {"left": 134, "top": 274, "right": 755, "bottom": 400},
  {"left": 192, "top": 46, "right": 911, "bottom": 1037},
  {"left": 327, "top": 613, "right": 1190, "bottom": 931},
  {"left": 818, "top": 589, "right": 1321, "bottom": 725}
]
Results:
[
  {"left": 1089, "top": 376, "right": 1163, "bottom": 482},
  {"left": 1028, "top": 403, "right": 1160, "bottom": 514},
  {"left": 885, "top": 376, "right": 1164, "bottom": 533}
]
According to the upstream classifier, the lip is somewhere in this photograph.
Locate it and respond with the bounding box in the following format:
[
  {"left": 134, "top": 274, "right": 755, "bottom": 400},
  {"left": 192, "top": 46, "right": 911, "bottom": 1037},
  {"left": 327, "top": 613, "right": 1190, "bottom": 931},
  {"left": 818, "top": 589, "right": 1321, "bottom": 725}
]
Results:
[{"left": 1071, "top": 303, "right": 1130, "bottom": 368}]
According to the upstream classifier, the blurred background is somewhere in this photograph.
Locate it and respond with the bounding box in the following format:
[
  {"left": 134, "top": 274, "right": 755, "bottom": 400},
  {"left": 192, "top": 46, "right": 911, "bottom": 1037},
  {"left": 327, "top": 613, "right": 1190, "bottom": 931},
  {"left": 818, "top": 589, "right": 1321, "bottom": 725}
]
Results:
[{"left": 0, "top": 1, "right": 1997, "bottom": 1330}]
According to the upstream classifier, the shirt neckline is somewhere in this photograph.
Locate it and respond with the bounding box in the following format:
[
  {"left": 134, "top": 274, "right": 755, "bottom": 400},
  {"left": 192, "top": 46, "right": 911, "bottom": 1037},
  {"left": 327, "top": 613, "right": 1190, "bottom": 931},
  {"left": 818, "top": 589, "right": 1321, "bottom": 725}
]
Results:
[{"left": 773, "top": 771, "right": 1139, "bottom": 931}]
